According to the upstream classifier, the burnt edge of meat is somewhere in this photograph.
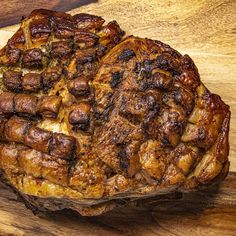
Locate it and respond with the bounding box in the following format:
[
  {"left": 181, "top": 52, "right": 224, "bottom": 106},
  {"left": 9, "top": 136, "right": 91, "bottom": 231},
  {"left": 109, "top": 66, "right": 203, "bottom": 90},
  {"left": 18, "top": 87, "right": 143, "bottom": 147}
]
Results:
[
  {"left": 118, "top": 49, "right": 136, "bottom": 61},
  {"left": 110, "top": 71, "right": 123, "bottom": 88},
  {"left": 118, "top": 149, "right": 130, "bottom": 174}
]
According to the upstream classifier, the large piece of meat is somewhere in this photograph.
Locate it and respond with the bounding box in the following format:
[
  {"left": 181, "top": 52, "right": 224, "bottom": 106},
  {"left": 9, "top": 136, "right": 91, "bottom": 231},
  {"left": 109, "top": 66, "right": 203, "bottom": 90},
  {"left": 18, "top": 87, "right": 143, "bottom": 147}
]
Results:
[{"left": 0, "top": 9, "right": 230, "bottom": 216}]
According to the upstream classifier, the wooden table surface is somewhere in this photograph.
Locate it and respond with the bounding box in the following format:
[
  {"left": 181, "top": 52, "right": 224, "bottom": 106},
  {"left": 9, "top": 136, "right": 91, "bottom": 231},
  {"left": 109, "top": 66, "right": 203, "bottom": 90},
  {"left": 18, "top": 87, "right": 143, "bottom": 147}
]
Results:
[{"left": 0, "top": 0, "right": 235, "bottom": 235}]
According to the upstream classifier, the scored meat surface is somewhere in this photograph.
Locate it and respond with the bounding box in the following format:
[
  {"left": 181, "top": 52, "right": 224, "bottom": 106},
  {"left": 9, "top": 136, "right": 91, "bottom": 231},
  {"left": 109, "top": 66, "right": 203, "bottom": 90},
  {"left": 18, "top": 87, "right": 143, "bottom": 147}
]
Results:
[{"left": 0, "top": 9, "right": 230, "bottom": 216}]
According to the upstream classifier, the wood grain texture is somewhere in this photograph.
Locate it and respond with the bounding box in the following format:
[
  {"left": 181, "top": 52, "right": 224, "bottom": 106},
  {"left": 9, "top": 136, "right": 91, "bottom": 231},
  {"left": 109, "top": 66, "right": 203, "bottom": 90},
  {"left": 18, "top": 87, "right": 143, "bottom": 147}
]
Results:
[
  {"left": 0, "top": 0, "right": 235, "bottom": 235},
  {"left": 0, "top": 0, "right": 97, "bottom": 28},
  {"left": 0, "top": 173, "right": 236, "bottom": 236}
]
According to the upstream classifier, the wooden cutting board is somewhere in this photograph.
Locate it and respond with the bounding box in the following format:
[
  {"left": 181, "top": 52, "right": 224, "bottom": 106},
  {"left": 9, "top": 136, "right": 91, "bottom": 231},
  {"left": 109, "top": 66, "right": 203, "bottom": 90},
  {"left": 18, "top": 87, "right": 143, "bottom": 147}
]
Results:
[{"left": 0, "top": 0, "right": 235, "bottom": 235}]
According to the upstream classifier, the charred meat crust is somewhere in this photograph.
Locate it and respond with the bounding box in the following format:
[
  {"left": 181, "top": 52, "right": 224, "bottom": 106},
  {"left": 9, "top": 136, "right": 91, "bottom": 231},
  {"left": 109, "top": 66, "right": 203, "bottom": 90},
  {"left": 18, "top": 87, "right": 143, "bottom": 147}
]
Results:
[
  {"left": 68, "top": 103, "right": 91, "bottom": 131},
  {"left": 50, "top": 41, "right": 73, "bottom": 59},
  {"left": 0, "top": 143, "right": 69, "bottom": 187},
  {"left": 22, "top": 73, "right": 42, "bottom": 92},
  {"left": 0, "top": 92, "right": 15, "bottom": 115},
  {"left": 118, "top": 49, "right": 136, "bottom": 61},
  {"left": 74, "top": 31, "right": 99, "bottom": 49},
  {"left": 0, "top": 92, "right": 62, "bottom": 119},
  {"left": 0, "top": 9, "right": 230, "bottom": 216},
  {"left": 67, "top": 77, "right": 90, "bottom": 97},
  {"left": 3, "top": 67, "right": 63, "bottom": 93},
  {"left": 14, "top": 93, "right": 38, "bottom": 116},
  {"left": 41, "top": 66, "right": 62, "bottom": 91},
  {"left": 74, "top": 13, "right": 105, "bottom": 30},
  {"left": 3, "top": 70, "right": 22, "bottom": 92},
  {"left": 93, "top": 36, "right": 230, "bottom": 183},
  {"left": 22, "top": 48, "right": 44, "bottom": 68},
  {"left": 24, "top": 126, "right": 53, "bottom": 153},
  {"left": 3, "top": 116, "right": 77, "bottom": 160},
  {"left": 4, "top": 116, "right": 31, "bottom": 143},
  {"left": 50, "top": 133, "right": 76, "bottom": 159},
  {"left": 110, "top": 71, "right": 123, "bottom": 88},
  {"left": 38, "top": 95, "right": 62, "bottom": 119}
]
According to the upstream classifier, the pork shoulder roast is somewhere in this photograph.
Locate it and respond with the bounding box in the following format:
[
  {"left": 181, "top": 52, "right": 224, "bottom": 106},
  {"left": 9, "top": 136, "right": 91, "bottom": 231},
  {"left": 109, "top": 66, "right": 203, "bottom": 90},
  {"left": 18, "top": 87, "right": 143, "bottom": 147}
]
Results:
[{"left": 0, "top": 9, "right": 230, "bottom": 216}]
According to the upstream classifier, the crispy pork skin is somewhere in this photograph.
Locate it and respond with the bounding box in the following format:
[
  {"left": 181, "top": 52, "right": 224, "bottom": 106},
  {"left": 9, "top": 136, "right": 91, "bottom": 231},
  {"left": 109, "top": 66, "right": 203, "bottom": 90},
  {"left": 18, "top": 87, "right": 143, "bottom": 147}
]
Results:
[{"left": 0, "top": 9, "right": 230, "bottom": 216}]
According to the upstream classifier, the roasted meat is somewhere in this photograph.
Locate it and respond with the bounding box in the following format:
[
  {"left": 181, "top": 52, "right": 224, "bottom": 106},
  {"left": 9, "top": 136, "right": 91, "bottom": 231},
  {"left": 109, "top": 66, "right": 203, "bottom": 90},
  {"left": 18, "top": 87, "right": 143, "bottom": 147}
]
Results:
[{"left": 0, "top": 9, "right": 230, "bottom": 216}]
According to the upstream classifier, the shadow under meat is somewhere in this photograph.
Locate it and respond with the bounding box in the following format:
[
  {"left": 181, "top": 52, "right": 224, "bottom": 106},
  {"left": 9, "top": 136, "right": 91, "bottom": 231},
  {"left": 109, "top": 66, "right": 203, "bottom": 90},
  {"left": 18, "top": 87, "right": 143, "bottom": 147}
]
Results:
[
  {"left": 1, "top": 173, "right": 236, "bottom": 235},
  {"left": 41, "top": 182, "right": 233, "bottom": 234}
]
